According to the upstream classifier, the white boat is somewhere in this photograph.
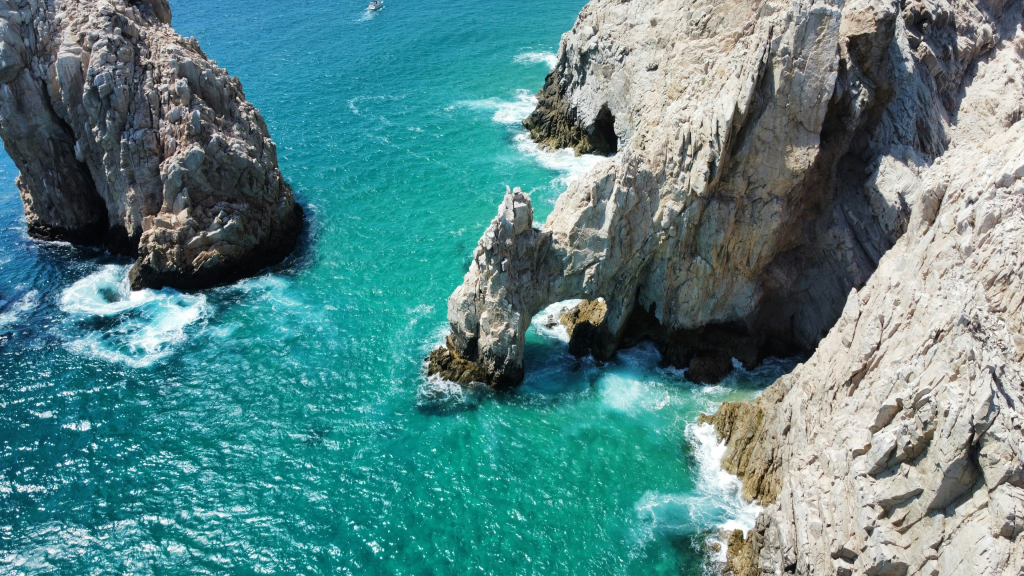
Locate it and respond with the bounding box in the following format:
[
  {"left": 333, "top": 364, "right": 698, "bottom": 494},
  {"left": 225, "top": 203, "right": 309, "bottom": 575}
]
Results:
[{"left": 368, "top": 1, "right": 383, "bottom": 10}]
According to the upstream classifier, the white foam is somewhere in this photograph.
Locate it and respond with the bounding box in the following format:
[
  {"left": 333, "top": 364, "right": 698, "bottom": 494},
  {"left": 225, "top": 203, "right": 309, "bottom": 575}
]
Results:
[
  {"left": 513, "top": 132, "right": 610, "bottom": 187},
  {"left": 688, "top": 422, "right": 763, "bottom": 560},
  {"left": 60, "top": 265, "right": 207, "bottom": 368},
  {"left": 528, "top": 299, "right": 582, "bottom": 343},
  {"left": 0, "top": 290, "right": 38, "bottom": 328},
  {"left": 630, "top": 423, "right": 762, "bottom": 566},
  {"left": 513, "top": 51, "right": 558, "bottom": 69},
  {"left": 458, "top": 89, "right": 538, "bottom": 126},
  {"left": 600, "top": 373, "right": 670, "bottom": 412}
]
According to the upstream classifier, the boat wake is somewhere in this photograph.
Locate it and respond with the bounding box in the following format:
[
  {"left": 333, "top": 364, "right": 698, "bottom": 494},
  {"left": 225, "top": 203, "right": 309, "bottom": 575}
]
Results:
[{"left": 59, "top": 265, "right": 208, "bottom": 368}]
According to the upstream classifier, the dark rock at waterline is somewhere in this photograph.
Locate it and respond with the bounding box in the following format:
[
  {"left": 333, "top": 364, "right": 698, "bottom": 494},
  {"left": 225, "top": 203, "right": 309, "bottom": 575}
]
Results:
[
  {"left": 523, "top": 69, "right": 618, "bottom": 156},
  {"left": 426, "top": 343, "right": 488, "bottom": 386},
  {"left": 685, "top": 355, "right": 734, "bottom": 384},
  {"left": 560, "top": 298, "right": 609, "bottom": 358}
]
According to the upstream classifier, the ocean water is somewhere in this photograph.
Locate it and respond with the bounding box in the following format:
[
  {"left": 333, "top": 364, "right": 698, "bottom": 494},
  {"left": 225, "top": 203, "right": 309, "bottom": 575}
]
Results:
[{"left": 0, "top": 1, "right": 794, "bottom": 573}]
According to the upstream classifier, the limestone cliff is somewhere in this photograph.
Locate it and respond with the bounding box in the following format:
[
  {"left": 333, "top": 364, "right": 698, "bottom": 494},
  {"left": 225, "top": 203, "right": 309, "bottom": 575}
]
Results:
[
  {"left": 434, "top": 0, "right": 1024, "bottom": 571},
  {"left": 0, "top": 0, "right": 302, "bottom": 289},
  {"left": 705, "top": 11, "right": 1024, "bottom": 574},
  {"left": 436, "top": 0, "right": 973, "bottom": 385}
]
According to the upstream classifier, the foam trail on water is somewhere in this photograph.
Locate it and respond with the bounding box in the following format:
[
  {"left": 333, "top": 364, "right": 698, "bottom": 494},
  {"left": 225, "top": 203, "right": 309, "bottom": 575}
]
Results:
[
  {"left": 688, "top": 421, "right": 763, "bottom": 562},
  {"left": 528, "top": 299, "right": 582, "bottom": 343},
  {"left": 457, "top": 89, "right": 538, "bottom": 125},
  {"left": 513, "top": 51, "right": 558, "bottom": 69},
  {"left": 60, "top": 265, "right": 207, "bottom": 368},
  {"left": 630, "top": 423, "right": 762, "bottom": 569},
  {"left": 513, "top": 132, "right": 609, "bottom": 187}
]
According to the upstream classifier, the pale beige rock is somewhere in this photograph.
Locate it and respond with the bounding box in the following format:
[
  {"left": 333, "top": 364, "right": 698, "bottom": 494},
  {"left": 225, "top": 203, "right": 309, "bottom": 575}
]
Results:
[
  {"left": 706, "top": 6, "right": 1024, "bottom": 575},
  {"left": 442, "top": 0, "right": 949, "bottom": 384},
  {"left": 440, "top": 0, "right": 1024, "bottom": 571},
  {"left": 0, "top": 0, "right": 302, "bottom": 289}
]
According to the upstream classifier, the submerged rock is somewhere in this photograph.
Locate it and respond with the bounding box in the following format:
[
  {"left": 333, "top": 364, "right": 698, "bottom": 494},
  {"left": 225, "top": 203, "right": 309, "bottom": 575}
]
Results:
[
  {"left": 685, "top": 355, "right": 734, "bottom": 385},
  {"left": 0, "top": 0, "right": 302, "bottom": 290}
]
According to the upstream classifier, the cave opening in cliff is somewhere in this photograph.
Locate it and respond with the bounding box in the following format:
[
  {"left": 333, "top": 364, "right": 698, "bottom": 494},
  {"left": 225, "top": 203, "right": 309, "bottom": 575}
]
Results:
[{"left": 593, "top": 105, "right": 618, "bottom": 155}]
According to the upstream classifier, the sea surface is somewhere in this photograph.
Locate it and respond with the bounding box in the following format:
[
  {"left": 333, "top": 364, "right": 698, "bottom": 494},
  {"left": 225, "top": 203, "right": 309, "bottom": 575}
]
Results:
[{"left": 0, "top": 1, "right": 794, "bottom": 574}]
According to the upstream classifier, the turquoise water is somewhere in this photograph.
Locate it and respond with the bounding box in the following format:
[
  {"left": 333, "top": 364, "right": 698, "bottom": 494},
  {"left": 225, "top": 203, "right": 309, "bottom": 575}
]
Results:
[{"left": 0, "top": 1, "right": 794, "bottom": 573}]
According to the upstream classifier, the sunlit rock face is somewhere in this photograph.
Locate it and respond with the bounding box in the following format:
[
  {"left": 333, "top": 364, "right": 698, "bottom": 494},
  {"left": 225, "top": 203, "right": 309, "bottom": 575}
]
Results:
[
  {"left": 440, "top": 0, "right": 954, "bottom": 384},
  {"left": 0, "top": 0, "right": 302, "bottom": 289},
  {"left": 439, "top": 0, "right": 1024, "bottom": 571}
]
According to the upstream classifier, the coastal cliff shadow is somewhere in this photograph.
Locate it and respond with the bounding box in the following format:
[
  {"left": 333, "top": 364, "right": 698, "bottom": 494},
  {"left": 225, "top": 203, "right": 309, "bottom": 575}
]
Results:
[{"left": 262, "top": 197, "right": 319, "bottom": 280}]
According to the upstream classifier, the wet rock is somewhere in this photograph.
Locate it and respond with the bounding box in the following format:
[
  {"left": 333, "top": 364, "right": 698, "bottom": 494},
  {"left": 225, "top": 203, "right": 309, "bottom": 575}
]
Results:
[
  {"left": 685, "top": 355, "right": 734, "bottom": 384},
  {"left": 0, "top": 0, "right": 302, "bottom": 290},
  {"left": 559, "top": 298, "right": 608, "bottom": 358},
  {"left": 425, "top": 342, "right": 488, "bottom": 386}
]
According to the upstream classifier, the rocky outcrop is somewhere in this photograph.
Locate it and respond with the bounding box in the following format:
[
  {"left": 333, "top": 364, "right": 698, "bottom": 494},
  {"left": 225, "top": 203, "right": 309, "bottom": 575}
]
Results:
[
  {"left": 438, "top": 0, "right": 963, "bottom": 386},
  {"left": 705, "top": 12, "right": 1024, "bottom": 573},
  {"left": 0, "top": 0, "right": 302, "bottom": 289},
  {"left": 437, "top": 0, "right": 1024, "bottom": 571},
  {"left": 559, "top": 298, "right": 608, "bottom": 357}
]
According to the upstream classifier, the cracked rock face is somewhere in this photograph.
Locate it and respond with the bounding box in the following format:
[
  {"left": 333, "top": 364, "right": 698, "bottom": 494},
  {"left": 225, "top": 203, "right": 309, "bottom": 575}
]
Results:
[
  {"left": 0, "top": 0, "right": 302, "bottom": 289},
  {"left": 707, "top": 7, "right": 1024, "bottom": 573},
  {"left": 441, "top": 0, "right": 971, "bottom": 385},
  {"left": 440, "top": 0, "right": 1023, "bottom": 570}
]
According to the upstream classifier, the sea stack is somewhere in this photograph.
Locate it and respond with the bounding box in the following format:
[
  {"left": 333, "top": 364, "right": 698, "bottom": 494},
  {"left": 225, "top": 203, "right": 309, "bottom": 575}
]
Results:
[
  {"left": 0, "top": 0, "right": 302, "bottom": 289},
  {"left": 435, "top": 0, "right": 1024, "bottom": 571}
]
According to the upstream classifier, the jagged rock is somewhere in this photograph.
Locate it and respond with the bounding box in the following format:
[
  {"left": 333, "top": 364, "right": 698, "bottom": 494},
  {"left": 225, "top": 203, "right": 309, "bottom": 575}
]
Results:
[
  {"left": 0, "top": 0, "right": 302, "bottom": 289},
  {"left": 704, "top": 5, "right": 1024, "bottom": 574},
  {"left": 425, "top": 340, "right": 488, "bottom": 386},
  {"left": 686, "top": 355, "right": 734, "bottom": 384},
  {"left": 439, "top": 0, "right": 1024, "bottom": 571},
  {"left": 443, "top": 0, "right": 949, "bottom": 387},
  {"left": 559, "top": 298, "right": 608, "bottom": 357},
  {"left": 724, "top": 529, "right": 756, "bottom": 576}
]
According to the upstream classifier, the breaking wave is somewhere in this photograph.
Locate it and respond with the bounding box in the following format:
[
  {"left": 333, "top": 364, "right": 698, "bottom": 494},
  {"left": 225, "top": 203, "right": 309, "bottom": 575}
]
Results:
[
  {"left": 457, "top": 89, "right": 538, "bottom": 125},
  {"left": 513, "top": 132, "right": 610, "bottom": 186},
  {"left": 0, "top": 290, "right": 39, "bottom": 329},
  {"left": 59, "top": 265, "right": 208, "bottom": 368},
  {"left": 513, "top": 51, "right": 558, "bottom": 69}
]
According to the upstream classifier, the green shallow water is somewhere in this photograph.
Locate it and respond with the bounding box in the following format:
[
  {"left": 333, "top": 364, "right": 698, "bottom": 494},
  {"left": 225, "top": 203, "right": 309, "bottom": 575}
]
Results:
[{"left": 0, "top": 1, "right": 795, "bottom": 573}]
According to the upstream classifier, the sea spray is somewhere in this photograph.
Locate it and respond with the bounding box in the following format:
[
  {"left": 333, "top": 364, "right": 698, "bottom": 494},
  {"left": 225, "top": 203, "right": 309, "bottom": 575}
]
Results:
[
  {"left": 513, "top": 51, "right": 558, "bottom": 69},
  {"left": 59, "top": 265, "right": 207, "bottom": 368},
  {"left": 0, "top": 290, "right": 38, "bottom": 329}
]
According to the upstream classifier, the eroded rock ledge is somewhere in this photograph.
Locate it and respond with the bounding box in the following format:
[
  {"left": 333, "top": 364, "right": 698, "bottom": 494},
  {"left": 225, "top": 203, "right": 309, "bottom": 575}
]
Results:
[
  {"left": 703, "top": 10, "right": 1024, "bottom": 572},
  {"left": 0, "top": 0, "right": 302, "bottom": 289}
]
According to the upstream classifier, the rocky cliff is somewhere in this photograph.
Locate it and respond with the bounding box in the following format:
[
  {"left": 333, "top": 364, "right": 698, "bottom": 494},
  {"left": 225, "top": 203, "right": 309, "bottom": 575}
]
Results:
[
  {"left": 0, "top": 0, "right": 302, "bottom": 289},
  {"left": 704, "top": 8, "right": 1024, "bottom": 574},
  {"left": 434, "top": 0, "right": 1024, "bottom": 571},
  {"left": 434, "top": 0, "right": 981, "bottom": 386}
]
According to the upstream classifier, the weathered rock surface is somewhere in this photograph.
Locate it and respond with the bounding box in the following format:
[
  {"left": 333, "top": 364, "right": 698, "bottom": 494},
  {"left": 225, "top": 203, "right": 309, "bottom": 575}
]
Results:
[
  {"left": 559, "top": 298, "right": 608, "bottom": 357},
  {"left": 706, "top": 14, "right": 1024, "bottom": 572},
  {"left": 0, "top": 0, "right": 302, "bottom": 289},
  {"left": 438, "top": 0, "right": 1024, "bottom": 571},
  {"left": 439, "top": 0, "right": 968, "bottom": 386}
]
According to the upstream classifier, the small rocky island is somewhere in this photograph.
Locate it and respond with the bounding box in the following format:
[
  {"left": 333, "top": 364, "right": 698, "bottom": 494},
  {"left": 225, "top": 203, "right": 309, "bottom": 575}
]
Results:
[
  {"left": 432, "top": 0, "right": 1024, "bottom": 572},
  {"left": 0, "top": 0, "right": 302, "bottom": 289}
]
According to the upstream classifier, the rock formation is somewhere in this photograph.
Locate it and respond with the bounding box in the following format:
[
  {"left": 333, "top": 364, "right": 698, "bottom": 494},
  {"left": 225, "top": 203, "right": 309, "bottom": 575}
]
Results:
[
  {"left": 437, "top": 0, "right": 961, "bottom": 385},
  {"left": 436, "top": 0, "right": 1024, "bottom": 570},
  {"left": 704, "top": 11, "right": 1024, "bottom": 573},
  {"left": 0, "top": 0, "right": 302, "bottom": 289}
]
